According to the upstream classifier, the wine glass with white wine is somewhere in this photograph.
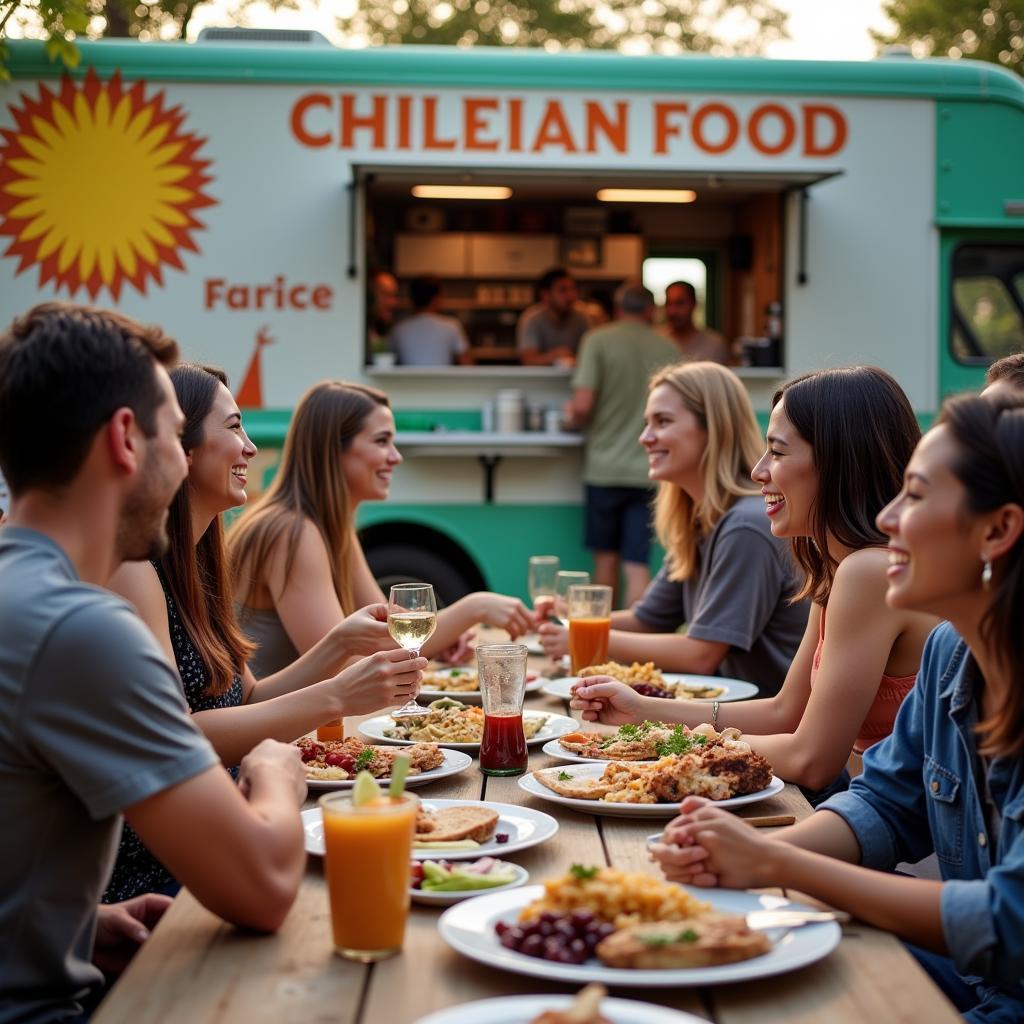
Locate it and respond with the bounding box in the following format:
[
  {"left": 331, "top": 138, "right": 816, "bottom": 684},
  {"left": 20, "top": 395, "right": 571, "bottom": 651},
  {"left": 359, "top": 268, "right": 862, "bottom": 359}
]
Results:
[{"left": 388, "top": 582, "right": 437, "bottom": 718}]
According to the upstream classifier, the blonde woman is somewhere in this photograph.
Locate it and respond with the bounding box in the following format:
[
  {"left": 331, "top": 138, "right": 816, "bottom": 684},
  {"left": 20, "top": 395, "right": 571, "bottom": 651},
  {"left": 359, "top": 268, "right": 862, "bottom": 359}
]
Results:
[
  {"left": 230, "top": 381, "right": 534, "bottom": 677},
  {"left": 542, "top": 361, "right": 807, "bottom": 696}
]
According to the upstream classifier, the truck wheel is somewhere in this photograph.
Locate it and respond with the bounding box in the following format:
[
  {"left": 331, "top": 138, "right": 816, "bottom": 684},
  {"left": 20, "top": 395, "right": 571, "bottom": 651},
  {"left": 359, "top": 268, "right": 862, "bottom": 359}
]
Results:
[{"left": 365, "top": 543, "right": 479, "bottom": 606}]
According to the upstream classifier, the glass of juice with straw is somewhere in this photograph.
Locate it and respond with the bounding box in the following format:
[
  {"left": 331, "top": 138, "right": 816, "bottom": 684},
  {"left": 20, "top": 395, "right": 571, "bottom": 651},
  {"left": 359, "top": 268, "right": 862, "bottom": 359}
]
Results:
[
  {"left": 478, "top": 643, "right": 529, "bottom": 777},
  {"left": 567, "top": 584, "right": 613, "bottom": 674},
  {"left": 320, "top": 777, "right": 418, "bottom": 961}
]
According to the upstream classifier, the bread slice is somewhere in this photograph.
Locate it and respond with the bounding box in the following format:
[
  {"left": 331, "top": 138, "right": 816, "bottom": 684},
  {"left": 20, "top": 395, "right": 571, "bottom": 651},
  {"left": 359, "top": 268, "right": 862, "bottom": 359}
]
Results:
[{"left": 415, "top": 806, "right": 499, "bottom": 843}]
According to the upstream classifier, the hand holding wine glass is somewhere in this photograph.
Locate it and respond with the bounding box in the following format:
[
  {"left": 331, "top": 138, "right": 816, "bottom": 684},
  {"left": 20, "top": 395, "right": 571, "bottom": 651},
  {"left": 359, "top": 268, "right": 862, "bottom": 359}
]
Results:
[{"left": 387, "top": 582, "right": 437, "bottom": 717}]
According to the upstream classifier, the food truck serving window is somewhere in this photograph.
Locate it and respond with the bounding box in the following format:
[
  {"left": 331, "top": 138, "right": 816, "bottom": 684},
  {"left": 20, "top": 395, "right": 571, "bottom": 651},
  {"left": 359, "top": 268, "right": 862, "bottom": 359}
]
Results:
[{"left": 362, "top": 168, "right": 837, "bottom": 369}]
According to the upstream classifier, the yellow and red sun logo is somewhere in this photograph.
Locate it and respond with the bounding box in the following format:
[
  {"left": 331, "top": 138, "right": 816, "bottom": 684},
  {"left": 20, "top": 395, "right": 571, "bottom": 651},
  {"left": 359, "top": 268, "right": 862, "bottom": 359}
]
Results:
[{"left": 0, "top": 69, "right": 216, "bottom": 300}]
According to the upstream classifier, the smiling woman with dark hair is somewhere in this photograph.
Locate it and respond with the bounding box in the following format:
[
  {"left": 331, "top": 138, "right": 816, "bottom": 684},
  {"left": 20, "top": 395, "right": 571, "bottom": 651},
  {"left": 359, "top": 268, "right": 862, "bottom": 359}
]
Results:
[{"left": 573, "top": 366, "right": 939, "bottom": 801}]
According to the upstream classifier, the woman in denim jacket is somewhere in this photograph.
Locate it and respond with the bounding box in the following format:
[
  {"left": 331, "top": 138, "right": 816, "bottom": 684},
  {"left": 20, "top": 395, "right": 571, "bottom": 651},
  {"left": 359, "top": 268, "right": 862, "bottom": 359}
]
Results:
[{"left": 652, "top": 391, "right": 1024, "bottom": 1023}]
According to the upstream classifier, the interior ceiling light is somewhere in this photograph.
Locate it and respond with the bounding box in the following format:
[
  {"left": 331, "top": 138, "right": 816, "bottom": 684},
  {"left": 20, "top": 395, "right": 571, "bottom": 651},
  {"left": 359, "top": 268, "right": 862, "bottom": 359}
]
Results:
[
  {"left": 411, "top": 184, "right": 513, "bottom": 200},
  {"left": 596, "top": 188, "right": 697, "bottom": 203}
]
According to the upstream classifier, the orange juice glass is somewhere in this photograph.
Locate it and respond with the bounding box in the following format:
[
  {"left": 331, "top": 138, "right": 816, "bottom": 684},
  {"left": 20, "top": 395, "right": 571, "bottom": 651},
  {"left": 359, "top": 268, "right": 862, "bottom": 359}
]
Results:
[
  {"left": 319, "top": 791, "right": 418, "bottom": 961},
  {"left": 567, "top": 584, "right": 613, "bottom": 674},
  {"left": 316, "top": 719, "right": 344, "bottom": 741}
]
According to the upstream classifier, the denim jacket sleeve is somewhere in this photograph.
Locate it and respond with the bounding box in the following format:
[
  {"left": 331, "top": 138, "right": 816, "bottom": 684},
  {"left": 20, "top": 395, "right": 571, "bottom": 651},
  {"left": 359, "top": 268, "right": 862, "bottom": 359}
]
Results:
[
  {"left": 817, "top": 638, "right": 938, "bottom": 869},
  {"left": 941, "top": 835, "right": 1024, "bottom": 990}
]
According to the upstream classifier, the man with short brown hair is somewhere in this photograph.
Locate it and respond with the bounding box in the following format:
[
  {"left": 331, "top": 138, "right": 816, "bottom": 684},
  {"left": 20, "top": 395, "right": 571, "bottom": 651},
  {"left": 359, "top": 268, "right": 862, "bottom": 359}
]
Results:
[{"left": 0, "top": 303, "right": 306, "bottom": 1023}]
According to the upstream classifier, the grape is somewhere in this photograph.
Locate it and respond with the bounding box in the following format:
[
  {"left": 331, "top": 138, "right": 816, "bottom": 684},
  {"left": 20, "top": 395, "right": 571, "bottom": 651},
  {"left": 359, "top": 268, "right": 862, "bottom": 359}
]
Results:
[
  {"left": 520, "top": 934, "right": 544, "bottom": 958},
  {"left": 568, "top": 939, "right": 588, "bottom": 963},
  {"left": 540, "top": 911, "right": 560, "bottom": 925},
  {"left": 632, "top": 683, "right": 676, "bottom": 699},
  {"left": 542, "top": 938, "right": 566, "bottom": 962},
  {"left": 494, "top": 920, "right": 511, "bottom": 937},
  {"left": 553, "top": 921, "right": 576, "bottom": 942},
  {"left": 569, "top": 909, "right": 594, "bottom": 930},
  {"left": 499, "top": 927, "right": 525, "bottom": 950},
  {"left": 538, "top": 920, "right": 555, "bottom": 938},
  {"left": 520, "top": 921, "right": 540, "bottom": 938},
  {"left": 596, "top": 923, "right": 616, "bottom": 941}
]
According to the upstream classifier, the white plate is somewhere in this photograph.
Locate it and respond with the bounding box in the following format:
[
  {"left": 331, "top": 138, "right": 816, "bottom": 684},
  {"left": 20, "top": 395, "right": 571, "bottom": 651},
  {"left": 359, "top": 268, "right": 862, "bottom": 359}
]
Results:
[
  {"left": 438, "top": 886, "right": 841, "bottom": 987},
  {"left": 304, "top": 747, "right": 472, "bottom": 791},
  {"left": 410, "top": 862, "right": 529, "bottom": 906},
  {"left": 540, "top": 737, "right": 660, "bottom": 765},
  {"left": 541, "top": 674, "right": 759, "bottom": 703},
  {"left": 301, "top": 799, "right": 560, "bottom": 859},
  {"left": 519, "top": 765, "right": 785, "bottom": 817},
  {"left": 414, "top": 994, "right": 703, "bottom": 1024},
  {"left": 420, "top": 668, "right": 547, "bottom": 705},
  {"left": 359, "top": 711, "right": 577, "bottom": 752}
]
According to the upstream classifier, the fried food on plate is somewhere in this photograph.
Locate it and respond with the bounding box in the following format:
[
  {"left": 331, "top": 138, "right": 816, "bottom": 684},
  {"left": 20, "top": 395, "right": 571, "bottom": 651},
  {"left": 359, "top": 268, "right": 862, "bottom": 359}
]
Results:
[{"left": 596, "top": 915, "right": 771, "bottom": 969}]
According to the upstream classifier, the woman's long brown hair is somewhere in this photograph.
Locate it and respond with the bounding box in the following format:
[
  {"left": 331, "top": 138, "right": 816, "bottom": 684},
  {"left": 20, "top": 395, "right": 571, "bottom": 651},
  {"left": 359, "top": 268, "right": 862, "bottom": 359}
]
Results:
[
  {"left": 939, "top": 392, "right": 1024, "bottom": 758},
  {"left": 775, "top": 367, "right": 920, "bottom": 605},
  {"left": 228, "top": 381, "right": 390, "bottom": 616},
  {"left": 162, "top": 364, "right": 255, "bottom": 697}
]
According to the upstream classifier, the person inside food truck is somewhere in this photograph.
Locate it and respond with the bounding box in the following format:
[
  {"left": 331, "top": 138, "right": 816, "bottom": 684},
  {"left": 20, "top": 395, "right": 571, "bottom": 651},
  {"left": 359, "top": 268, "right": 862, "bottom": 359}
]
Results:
[
  {"left": 517, "top": 266, "right": 590, "bottom": 366},
  {"left": 367, "top": 269, "right": 400, "bottom": 353},
  {"left": 388, "top": 275, "right": 474, "bottom": 367},
  {"left": 661, "top": 280, "right": 730, "bottom": 365}
]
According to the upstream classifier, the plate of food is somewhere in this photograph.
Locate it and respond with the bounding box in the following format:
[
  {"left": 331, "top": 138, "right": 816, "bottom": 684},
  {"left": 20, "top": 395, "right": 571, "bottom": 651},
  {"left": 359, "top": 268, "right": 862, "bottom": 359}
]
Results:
[
  {"left": 296, "top": 736, "right": 472, "bottom": 791},
  {"left": 519, "top": 739, "right": 782, "bottom": 817},
  {"left": 410, "top": 858, "right": 529, "bottom": 906},
  {"left": 413, "top": 984, "right": 703, "bottom": 1024},
  {"left": 358, "top": 702, "right": 577, "bottom": 751},
  {"left": 437, "top": 867, "right": 841, "bottom": 987},
  {"left": 301, "top": 798, "right": 559, "bottom": 860},
  {"left": 542, "top": 721, "right": 731, "bottom": 764},
  {"left": 420, "top": 667, "right": 547, "bottom": 705},
  {"left": 541, "top": 663, "right": 758, "bottom": 703}
]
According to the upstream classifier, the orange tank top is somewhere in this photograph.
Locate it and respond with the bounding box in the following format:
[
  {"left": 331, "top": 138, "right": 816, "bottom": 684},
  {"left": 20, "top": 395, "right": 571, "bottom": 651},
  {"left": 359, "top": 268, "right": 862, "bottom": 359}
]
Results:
[{"left": 809, "top": 607, "right": 916, "bottom": 755}]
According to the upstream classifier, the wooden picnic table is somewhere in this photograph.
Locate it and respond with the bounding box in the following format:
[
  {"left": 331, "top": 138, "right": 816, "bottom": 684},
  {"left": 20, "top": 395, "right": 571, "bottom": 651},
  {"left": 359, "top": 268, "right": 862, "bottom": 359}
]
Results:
[{"left": 94, "top": 646, "right": 961, "bottom": 1024}]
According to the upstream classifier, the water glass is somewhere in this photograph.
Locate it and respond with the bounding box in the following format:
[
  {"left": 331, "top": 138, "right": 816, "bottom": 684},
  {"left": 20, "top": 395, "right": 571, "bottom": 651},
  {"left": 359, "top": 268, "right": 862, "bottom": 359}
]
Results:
[{"left": 554, "top": 570, "right": 591, "bottom": 625}]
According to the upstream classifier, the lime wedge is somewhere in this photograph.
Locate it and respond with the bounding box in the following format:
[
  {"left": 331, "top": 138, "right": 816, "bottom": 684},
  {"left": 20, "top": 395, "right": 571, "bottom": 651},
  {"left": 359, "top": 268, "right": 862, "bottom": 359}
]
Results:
[
  {"left": 351, "top": 770, "right": 381, "bottom": 806},
  {"left": 389, "top": 754, "right": 411, "bottom": 797}
]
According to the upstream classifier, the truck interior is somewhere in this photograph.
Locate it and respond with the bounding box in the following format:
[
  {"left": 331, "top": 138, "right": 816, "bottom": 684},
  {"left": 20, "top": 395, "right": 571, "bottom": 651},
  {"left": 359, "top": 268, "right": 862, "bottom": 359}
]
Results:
[{"left": 361, "top": 168, "right": 826, "bottom": 367}]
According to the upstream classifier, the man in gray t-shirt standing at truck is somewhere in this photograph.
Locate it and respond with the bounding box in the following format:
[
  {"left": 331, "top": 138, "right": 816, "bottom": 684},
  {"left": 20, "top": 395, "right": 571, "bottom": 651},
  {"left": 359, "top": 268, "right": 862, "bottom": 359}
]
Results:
[{"left": 0, "top": 304, "right": 307, "bottom": 1023}]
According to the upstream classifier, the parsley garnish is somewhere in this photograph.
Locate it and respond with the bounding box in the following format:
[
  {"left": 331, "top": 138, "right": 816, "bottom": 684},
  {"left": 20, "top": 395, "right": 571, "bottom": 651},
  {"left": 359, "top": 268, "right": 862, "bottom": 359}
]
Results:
[
  {"left": 617, "top": 723, "right": 641, "bottom": 740},
  {"left": 639, "top": 928, "right": 699, "bottom": 948},
  {"left": 654, "top": 725, "right": 698, "bottom": 758},
  {"left": 557, "top": 770, "right": 573, "bottom": 781},
  {"left": 354, "top": 748, "right": 375, "bottom": 771},
  {"left": 569, "top": 864, "right": 600, "bottom": 881}
]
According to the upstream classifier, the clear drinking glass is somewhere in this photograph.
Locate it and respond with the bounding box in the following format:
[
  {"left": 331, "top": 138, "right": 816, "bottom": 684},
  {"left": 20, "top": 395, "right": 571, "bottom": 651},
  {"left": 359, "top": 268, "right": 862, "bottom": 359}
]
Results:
[
  {"left": 554, "top": 570, "right": 591, "bottom": 625},
  {"left": 477, "top": 643, "right": 529, "bottom": 776},
  {"left": 388, "top": 582, "right": 436, "bottom": 717},
  {"left": 320, "top": 791, "right": 419, "bottom": 961},
  {"left": 567, "top": 583, "right": 613, "bottom": 675},
  {"left": 527, "top": 555, "right": 560, "bottom": 610}
]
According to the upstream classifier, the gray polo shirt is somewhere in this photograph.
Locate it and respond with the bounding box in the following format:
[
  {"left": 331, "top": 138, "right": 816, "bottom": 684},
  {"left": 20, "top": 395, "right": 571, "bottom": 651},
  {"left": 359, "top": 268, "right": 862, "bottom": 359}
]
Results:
[
  {"left": 0, "top": 528, "right": 218, "bottom": 1023},
  {"left": 632, "top": 496, "right": 808, "bottom": 696},
  {"left": 516, "top": 304, "right": 590, "bottom": 355},
  {"left": 389, "top": 312, "right": 468, "bottom": 366}
]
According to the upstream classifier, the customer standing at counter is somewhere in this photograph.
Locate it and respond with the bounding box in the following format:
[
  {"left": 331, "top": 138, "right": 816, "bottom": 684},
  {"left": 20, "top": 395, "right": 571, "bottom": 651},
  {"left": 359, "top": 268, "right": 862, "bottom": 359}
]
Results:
[
  {"left": 389, "top": 275, "right": 472, "bottom": 366},
  {"left": 662, "top": 280, "right": 730, "bottom": 364},
  {"left": 517, "top": 266, "right": 590, "bottom": 366},
  {"left": 563, "top": 281, "right": 678, "bottom": 607}
]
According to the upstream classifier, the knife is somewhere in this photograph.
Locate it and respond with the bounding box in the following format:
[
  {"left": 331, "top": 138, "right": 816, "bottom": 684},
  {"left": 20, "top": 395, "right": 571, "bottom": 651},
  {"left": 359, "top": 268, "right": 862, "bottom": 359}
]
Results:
[{"left": 746, "top": 909, "right": 849, "bottom": 930}]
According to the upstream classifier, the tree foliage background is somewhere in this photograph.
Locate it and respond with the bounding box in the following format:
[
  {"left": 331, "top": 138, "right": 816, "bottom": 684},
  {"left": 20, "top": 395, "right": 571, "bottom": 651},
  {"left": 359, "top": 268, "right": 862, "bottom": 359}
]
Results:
[
  {"left": 337, "top": 0, "right": 786, "bottom": 55},
  {"left": 876, "top": 1, "right": 1024, "bottom": 76},
  {"left": 1, "top": 0, "right": 786, "bottom": 76}
]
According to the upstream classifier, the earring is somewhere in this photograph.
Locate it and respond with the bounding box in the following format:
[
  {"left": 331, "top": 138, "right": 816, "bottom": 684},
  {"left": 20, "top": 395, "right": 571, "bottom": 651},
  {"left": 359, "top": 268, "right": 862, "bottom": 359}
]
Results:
[{"left": 982, "top": 558, "right": 993, "bottom": 591}]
